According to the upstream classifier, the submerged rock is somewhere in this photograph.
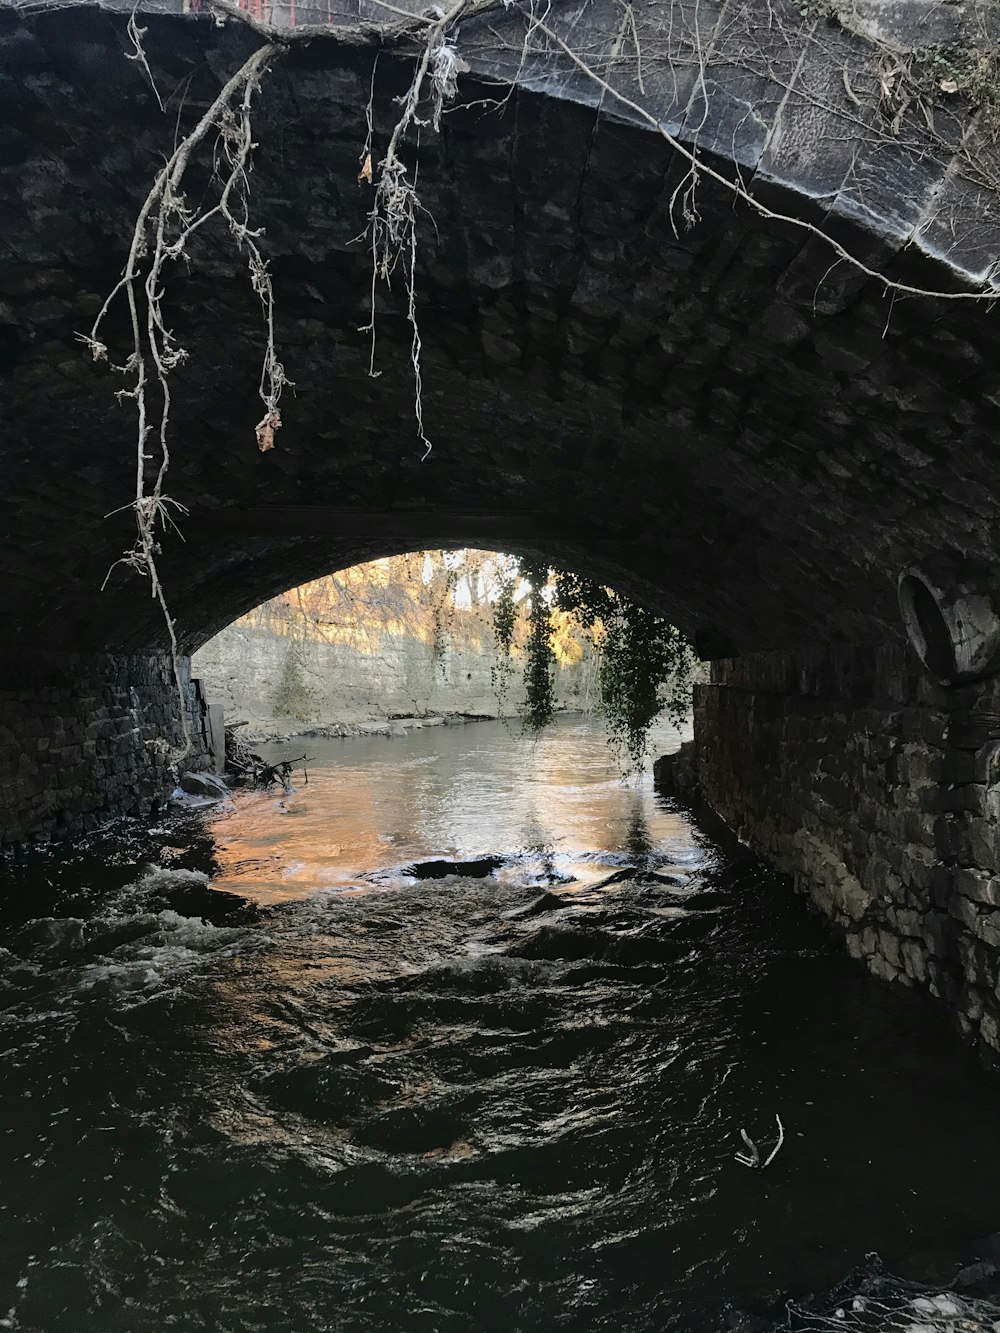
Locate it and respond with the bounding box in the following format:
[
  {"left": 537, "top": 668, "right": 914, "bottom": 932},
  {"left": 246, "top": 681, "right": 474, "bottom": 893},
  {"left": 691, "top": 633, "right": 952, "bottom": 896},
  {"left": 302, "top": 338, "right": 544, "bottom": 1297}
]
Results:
[
  {"left": 404, "top": 857, "right": 504, "bottom": 880},
  {"left": 9, "top": 916, "right": 86, "bottom": 959},
  {"left": 506, "top": 891, "right": 573, "bottom": 918},
  {"left": 179, "top": 770, "right": 230, "bottom": 800},
  {"left": 127, "top": 868, "right": 258, "bottom": 925},
  {"left": 681, "top": 890, "right": 730, "bottom": 909}
]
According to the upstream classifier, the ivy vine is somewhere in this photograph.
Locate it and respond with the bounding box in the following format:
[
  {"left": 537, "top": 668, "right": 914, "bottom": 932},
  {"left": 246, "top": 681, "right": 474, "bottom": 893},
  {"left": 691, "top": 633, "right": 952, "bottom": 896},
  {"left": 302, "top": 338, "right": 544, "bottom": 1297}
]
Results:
[
  {"left": 519, "top": 560, "right": 557, "bottom": 734},
  {"left": 493, "top": 559, "right": 694, "bottom": 771},
  {"left": 490, "top": 565, "right": 518, "bottom": 718},
  {"left": 427, "top": 554, "right": 461, "bottom": 673}
]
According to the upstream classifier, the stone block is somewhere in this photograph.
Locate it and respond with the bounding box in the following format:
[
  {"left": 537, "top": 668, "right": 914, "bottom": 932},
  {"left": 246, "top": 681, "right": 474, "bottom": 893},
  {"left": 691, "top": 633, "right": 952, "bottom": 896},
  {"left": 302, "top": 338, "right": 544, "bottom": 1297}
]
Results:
[
  {"left": 953, "top": 869, "right": 1000, "bottom": 908},
  {"left": 981, "top": 1013, "right": 1000, "bottom": 1052},
  {"left": 877, "top": 930, "right": 901, "bottom": 970},
  {"left": 949, "top": 894, "right": 980, "bottom": 933},
  {"left": 950, "top": 718, "right": 1000, "bottom": 751},
  {"left": 923, "top": 912, "right": 958, "bottom": 959},
  {"left": 973, "top": 742, "right": 1000, "bottom": 783},
  {"left": 869, "top": 954, "right": 902, "bottom": 985},
  {"left": 845, "top": 933, "right": 866, "bottom": 961},
  {"left": 959, "top": 984, "right": 987, "bottom": 1024},
  {"left": 891, "top": 907, "right": 923, "bottom": 937},
  {"left": 933, "top": 815, "right": 963, "bottom": 860},
  {"left": 975, "top": 911, "right": 1000, "bottom": 952},
  {"left": 900, "top": 938, "right": 929, "bottom": 985},
  {"left": 966, "top": 817, "right": 999, "bottom": 871}
]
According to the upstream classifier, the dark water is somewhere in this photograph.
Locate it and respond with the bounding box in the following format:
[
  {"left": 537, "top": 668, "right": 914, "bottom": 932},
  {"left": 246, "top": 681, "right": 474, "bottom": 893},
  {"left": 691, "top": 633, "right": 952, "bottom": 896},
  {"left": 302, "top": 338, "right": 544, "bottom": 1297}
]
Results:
[{"left": 1, "top": 717, "right": 1000, "bottom": 1332}]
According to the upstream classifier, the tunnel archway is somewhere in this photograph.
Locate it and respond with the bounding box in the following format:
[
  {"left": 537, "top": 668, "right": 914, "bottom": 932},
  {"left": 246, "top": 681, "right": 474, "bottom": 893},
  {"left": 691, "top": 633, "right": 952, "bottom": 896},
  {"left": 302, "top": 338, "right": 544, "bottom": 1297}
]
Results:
[
  {"left": 8, "top": 1, "right": 1000, "bottom": 1049},
  {"left": 189, "top": 548, "right": 617, "bottom": 739}
]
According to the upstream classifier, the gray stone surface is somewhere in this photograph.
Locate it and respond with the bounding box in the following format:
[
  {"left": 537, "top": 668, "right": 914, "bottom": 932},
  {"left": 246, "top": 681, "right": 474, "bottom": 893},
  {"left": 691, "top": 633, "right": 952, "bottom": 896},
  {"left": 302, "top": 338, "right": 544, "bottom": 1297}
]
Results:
[
  {"left": 178, "top": 769, "right": 230, "bottom": 799},
  {"left": 0, "top": 653, "right": 210, "bottom": 846},
  {"left": 192, "top": 618, "right": 592, "bottom": 733},
  {"left": 695, "top": 645, "right": 1000, "bottom": 1052}
]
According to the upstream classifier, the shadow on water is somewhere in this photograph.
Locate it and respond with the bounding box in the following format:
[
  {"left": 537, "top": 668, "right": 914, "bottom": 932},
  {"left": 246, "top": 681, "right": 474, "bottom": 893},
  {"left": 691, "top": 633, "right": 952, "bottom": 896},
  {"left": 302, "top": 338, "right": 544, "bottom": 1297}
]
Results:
[{"left": 0, "top": 717, "right": 999, "bottom": 1331}]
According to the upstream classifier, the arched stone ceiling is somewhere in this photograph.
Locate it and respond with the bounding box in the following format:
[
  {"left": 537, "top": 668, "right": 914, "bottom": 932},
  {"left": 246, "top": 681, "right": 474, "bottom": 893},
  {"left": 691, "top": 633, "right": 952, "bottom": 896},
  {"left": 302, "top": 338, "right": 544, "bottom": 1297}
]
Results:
[{"left": 3, "top": 3, "right": 1000, "bottom": 657}]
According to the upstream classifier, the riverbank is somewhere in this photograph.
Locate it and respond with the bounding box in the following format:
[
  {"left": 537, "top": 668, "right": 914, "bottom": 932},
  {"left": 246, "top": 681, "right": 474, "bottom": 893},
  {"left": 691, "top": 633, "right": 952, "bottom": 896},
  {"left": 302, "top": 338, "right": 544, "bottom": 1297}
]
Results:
[
  {"left": 240, "top": 705, "right": 587, "bottom": 745},
  {"left": 191, "top": 613, "right": 595, "bottom": 743}
]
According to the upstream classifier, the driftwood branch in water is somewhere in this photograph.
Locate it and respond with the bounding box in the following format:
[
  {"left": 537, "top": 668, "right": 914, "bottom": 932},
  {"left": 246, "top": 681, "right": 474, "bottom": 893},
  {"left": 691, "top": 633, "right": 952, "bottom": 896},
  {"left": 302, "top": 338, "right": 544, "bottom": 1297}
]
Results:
[
  {"left": 734, "top": 1114, "right": 784, "bottom": 1169},
  {"left": 253, "top": 755, "right": 314, "bottom": 789}
]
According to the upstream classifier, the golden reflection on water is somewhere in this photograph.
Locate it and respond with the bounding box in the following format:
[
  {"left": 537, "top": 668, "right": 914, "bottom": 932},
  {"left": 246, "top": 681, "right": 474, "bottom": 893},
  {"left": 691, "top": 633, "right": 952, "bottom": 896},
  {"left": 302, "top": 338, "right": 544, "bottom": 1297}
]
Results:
[{"left": 207, "top": 718, "right": 693, "bottom": 905}]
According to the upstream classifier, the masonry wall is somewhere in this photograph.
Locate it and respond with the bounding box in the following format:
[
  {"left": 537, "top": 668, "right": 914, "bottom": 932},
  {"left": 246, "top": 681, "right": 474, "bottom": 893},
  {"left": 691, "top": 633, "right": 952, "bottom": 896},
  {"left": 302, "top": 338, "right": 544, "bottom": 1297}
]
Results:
[
  {"left": 0, "top": 653, "right": 210, "bottom": 848},
  {"left": 192, "top": 622, "right": 594, "bottom": 735},
  {"left": 695, "top": 645, "right": 1000, "bottom": 1049}
]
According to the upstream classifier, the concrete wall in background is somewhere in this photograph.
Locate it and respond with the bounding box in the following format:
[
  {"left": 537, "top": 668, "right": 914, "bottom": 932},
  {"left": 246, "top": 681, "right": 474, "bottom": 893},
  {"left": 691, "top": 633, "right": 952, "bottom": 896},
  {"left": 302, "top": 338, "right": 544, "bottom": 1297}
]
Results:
[{"left": 192, "top": 623, "right": 594, "bottom": 733}]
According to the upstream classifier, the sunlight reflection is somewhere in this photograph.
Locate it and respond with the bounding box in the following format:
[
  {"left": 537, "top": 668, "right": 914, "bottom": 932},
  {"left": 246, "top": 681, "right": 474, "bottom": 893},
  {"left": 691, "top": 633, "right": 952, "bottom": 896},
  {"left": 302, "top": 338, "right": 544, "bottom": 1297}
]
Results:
[{"left": 209, "top": 717, "right": 693, "bottom": 904}]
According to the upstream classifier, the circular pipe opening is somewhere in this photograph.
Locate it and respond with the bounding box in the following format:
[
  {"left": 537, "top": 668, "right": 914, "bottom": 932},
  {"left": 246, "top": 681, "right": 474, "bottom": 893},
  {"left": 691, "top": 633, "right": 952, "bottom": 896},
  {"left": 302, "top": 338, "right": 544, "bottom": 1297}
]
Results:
[{"left": 898, "top": 573, "right": 957, "bottom": 681}]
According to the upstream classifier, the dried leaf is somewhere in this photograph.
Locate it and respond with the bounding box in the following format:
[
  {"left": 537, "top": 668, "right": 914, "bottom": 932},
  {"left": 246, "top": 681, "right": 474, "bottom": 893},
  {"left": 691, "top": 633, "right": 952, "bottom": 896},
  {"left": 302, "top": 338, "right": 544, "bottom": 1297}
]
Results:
[
  {"left": 255, "top": 409, "right": 281, "bottom": 452},
  {"left": 358, "top": 153, "right": 373, "bottom": 185}
]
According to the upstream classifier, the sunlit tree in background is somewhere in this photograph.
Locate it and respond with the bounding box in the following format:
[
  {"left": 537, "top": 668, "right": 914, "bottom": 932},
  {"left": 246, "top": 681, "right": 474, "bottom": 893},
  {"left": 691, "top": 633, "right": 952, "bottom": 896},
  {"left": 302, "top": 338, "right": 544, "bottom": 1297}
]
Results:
[{"left": 230, "top": 550, "right": 693, "bottom": 769}]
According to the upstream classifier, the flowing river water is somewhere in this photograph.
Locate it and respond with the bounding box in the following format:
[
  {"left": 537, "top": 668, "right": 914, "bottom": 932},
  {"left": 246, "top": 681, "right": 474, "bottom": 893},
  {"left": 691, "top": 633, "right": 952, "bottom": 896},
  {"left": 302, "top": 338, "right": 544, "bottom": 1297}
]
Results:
[{"left": 1, "top": 716, "right": 1000, "bottom": 1331}]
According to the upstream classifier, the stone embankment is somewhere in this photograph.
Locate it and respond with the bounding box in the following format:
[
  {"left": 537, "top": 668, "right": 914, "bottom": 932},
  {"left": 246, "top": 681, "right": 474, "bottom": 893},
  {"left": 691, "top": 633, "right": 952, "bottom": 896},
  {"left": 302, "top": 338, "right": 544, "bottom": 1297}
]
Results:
[
  {"left": 0, "top": 653, "right": 212, "bottom": 849},
  {"left": 659, "top": 643, "right": 1000, "bottom": 1053},
  {"left": 652, "top": 742, "right": 698, "bottom": 798},
  {"left": 192, "top": 621, "right": 592, "bottom": 741},
  {"left": 299, "top": 713, "right": 523, "bottom": 738}
]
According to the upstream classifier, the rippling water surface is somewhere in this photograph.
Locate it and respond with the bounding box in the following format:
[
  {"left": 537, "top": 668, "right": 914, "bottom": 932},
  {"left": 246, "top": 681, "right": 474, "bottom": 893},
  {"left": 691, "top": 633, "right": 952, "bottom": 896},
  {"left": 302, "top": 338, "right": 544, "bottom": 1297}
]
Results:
[{"left": 1, "top": 716, "right": 1000, "bottom": 1332}]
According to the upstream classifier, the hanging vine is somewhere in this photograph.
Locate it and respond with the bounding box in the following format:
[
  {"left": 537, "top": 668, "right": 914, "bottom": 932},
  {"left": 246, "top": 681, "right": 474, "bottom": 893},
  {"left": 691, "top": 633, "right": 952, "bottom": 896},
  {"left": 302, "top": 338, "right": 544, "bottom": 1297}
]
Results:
[
  {"left": 562, "top": 576, "right": 693, "bottom": 772},
  {"left": 490, "top": 560, "right": 518, "bottom": 719},
  {"left": 428, "top": 553, "right": 460, "bottom": 667},
  {"left": 81, "top": 39, "right": 288, "bottom": 762},
  {"left": 492, "top": 559, "right": 695, "bottom": 770},
  {"left": 519, "top": 560, "right": 557, "bottom": 734}
]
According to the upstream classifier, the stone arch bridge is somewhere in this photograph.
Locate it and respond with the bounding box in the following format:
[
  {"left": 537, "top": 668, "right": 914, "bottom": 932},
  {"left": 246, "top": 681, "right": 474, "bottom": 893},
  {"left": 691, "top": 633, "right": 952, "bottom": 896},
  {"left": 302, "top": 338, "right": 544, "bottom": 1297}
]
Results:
[{"left": 5, "top": 0, "right": 1000, "bottom": 1043}]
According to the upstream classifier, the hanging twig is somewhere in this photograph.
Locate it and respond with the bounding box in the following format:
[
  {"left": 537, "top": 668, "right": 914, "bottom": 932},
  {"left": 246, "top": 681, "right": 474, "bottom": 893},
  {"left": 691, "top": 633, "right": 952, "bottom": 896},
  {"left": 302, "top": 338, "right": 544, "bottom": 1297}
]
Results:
[
  {"left": 530, "top": 15, "right": 1000, "bottom": 302},
  {"left": 125, "top": 6, "right": 165, "bottom": 112},
  {"left": 82, "top": 40, "right": 286, "bottom": 763},
  {"left": 358, "top": 0, "right": 471, "bottom": 457}
]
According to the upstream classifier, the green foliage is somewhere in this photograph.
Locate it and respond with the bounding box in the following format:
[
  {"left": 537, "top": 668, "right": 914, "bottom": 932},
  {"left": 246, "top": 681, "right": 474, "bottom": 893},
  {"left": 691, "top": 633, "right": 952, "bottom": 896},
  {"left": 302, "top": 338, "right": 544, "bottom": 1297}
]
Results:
[
  {"left": 492, "top": 569, "right": 517, "bottom": 655},
  {"left": 429, "top": 560, "right": 459, "bottom": 666},
  {"left": 490, "top": 567, "right": 518, "bottom": 716},
  {"left": 520, "top": 560, "right": 556, "bottom": 734},
  {"left": 554, "top": 570, "right": 693, "bottom": 772},
  {"left": 491, "top": 558, "right": 695, "bottom": 771},
  {"left": 272, "top": 643, "right": 316, "bottom": 722}
]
